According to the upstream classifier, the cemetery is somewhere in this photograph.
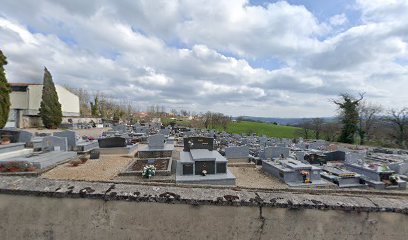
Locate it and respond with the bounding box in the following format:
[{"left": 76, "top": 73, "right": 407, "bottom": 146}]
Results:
[
  {"left": 1, "top": 122, "right": 408, "bottom": 190},
  {"left": 2, "top": 2, "right": 408, "bottom": 238}
]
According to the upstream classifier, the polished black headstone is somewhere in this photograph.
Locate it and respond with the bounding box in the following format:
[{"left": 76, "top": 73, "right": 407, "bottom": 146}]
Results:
[{"left": 98, "top": 137, "right": 126, "bottom": 148}]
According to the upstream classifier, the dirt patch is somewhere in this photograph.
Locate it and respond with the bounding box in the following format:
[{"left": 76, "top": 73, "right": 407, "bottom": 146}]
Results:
[
  {"left": 229, "top": 167, "right": 288, "bottom": 189},
  {"left": 41, "top": 154, "right": 132, "bottom": 181},
  {"left": 131, "top": 159, "right": 170, "bottom": 171}
]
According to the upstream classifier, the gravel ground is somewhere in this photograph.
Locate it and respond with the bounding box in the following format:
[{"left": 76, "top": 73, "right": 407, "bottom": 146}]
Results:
[
  {"left": 41, "top": 154, "right": 133, "bottom": 181},
  {"left": 229, "top": 167, "right": 289, "bottom": 189}
]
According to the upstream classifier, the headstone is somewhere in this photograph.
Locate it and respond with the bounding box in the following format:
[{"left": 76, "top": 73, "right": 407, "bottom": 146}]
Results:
[
  {"left": 225, "top": 146, "right": 250, "bottom": 159},
  {"left": 53, "top": 130, "right": 77, "bottom": 151},
  {"left": 42, "top": 136, "right": 68, "bottom": 152},
  {"left": 90, "top": 149, "right": 100, "bottom": 159},
  {"left": 148, "top": 134, "right": 165, "bottom": 149},
  {"left": 296, "top": 151, "right": 306, "bottom": 161},
  {"left": 98, "top": 137, "right": 127, "bottom": 148},
  {"left": 264, "top": 146, "right": 290, "bottom": 159},
  {"left": 112, "top": 125, "right": 127, "bottom": 133},
  {"left": 183, "top": 137, "right": 214, "bottom": 151},
  {"left": 0, "top": 129, "right": 33, "bottom": 144},
  {"left": 259, "top": 137, "right": 267, "bottom": 146},
  {"left": 159, "top": 128, "right": 170, "bottom": 136}
]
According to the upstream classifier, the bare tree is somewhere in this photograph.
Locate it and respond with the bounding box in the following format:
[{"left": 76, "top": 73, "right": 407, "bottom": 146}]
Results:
[
  {"left": 311, "top": 118, "right": 324, "bottom": 139},
  {"left": 297, "top": 119, "right": 313, "bottom": 139},
  {"left": 358, "top": 101, "right": 382, "bottom": 145},
  {"left": 388, "top": 108, "right": 408, "bottom": 148},
  {"left": 321, "top": 122, "right": 341, "bottom": 142}
]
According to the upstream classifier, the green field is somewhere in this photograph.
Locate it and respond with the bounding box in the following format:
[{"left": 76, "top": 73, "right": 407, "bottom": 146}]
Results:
[
  {"left": 161, "top": 117, "right": 302, "bottom": 139},
  {"left": 221, "top": 121, "right": 301, "bottom": 138}
]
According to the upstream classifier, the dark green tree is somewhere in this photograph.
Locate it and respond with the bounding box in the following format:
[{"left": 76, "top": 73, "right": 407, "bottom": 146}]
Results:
[
  {"left": 332, "top": 93, "right": 364, "bottom": 144},
  {"left": 90, "top": 96, "right": 100, "bottom": 117},
  {"left": 0, "top": 50, "right": 11, "bottom": 129},
  {"left": 38, "top": 67, "right": 62, "bottom": 129}
]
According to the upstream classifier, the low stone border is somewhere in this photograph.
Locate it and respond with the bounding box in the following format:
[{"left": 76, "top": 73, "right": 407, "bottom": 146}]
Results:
[
  {"left": 0, "top": 176, "right": 407, "bottom": 214},
  {"left": 118, "top": 158, "right": 172, "bottom": 176}
]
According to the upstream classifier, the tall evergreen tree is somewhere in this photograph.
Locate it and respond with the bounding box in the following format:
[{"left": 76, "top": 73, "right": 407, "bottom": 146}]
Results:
[
  {"left": 90, "top": 96, "right": 100, "bottom": 117},
  {"left": 332, "top": 93, "right": 364, "bottom": 144},
  {"left": 0, "top": 50, "right": 11, "bottom": 129},
  {"left": 38, "top": 67, "right": 62, "bottom": 129}
]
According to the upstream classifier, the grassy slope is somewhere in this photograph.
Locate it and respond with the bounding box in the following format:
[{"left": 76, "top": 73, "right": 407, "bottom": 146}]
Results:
[
  {"left": 161, "top": 117, "right": 302, "bottom": 139},
  {"left": 223, "top": 121, "right": 301, "bottom": 138}
]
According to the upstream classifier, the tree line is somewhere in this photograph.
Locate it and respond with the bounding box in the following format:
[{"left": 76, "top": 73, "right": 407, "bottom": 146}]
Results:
[{"left": 298, "top": 93, "right": 408, "bottom": 149}]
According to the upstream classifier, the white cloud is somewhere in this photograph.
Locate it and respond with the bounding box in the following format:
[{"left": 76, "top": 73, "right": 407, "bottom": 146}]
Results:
[
  {"left": 0, "top": 0, "right": 408, "bottom": 117},
  {"left": 329, "top": 13, "right": 348, "bottom": 26}
]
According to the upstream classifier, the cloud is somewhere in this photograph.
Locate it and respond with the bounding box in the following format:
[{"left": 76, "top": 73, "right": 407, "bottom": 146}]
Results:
[
  {"left": 329, "top": 13, "right": 348, "bottom": 26},
  {"left": 0, "top": 0, "right": 407, "bottom": 117}
]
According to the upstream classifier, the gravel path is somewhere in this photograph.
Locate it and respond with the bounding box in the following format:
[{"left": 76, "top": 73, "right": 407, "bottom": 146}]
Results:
[{"left": 42, "top": 155, "right": 133, "bottom": 181}]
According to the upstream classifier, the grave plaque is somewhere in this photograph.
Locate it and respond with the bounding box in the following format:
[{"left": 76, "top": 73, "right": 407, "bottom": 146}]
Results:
[
  {"left": 183, "top": 164, "right": 194, "bottom": 175},
  {"left": 90, "top": 149, "right": 100, "bottom": 159},
  {"left": 183, "top": 137, "right": 214, "bottom": 151},
  {"left": 195, "top": 161, "right": 215, "bottom": 175},
  {"left": 216, "top": 162, "right": 227, "bottom": 174}
]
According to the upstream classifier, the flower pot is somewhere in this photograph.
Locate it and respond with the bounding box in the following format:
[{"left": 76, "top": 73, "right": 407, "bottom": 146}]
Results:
[
  {"left": 80, "top": 156, "right": 88, "bottom": 163},
  {"left": 0, "top": 139, "right": 11, "bottom": 145}
]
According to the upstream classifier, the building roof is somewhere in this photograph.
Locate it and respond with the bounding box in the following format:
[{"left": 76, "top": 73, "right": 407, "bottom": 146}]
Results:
[{"left": 9, "top": 83, "right": 42, "bottom": 87}]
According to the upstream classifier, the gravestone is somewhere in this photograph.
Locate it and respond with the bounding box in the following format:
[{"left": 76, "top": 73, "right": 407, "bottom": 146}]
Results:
[
  {"left": 98, "top": 137, "right": 127, "bottom": 148},
  {"left": 325, "top": 151, "right": 346, "bottom": 161},
  {"left": 159, "top": 128, "right": 170, "bottom": 136},
  {"left": 264, "top": 146, "right": 290, "bottom": 159},
  {"left": 42, "top": 136, "right": 68, "bottom": 152},
  {"left": 183, "top": 137, "right": 213, "bottom": 151},
  {"left": 259, "top": 137, "right": 267, "bottom": 146},
  {"left": 225, "top": 146, "right": 249, "bottom": 159},
  {"left": 296, "top": 151, "right": 306, "bottom": 161},
  {"left": 90, "top": 149, "right": 100, "bottom": 159},
  {"left": 53, "top": 130, "right": 77, "bottom": 151},
  {"left": 135, "top": 126, "right": 148, "bottom": 134},
  {"left": 112, "top": 125, "right": 127, "bottom": 133},
  {"left": 0, "top": 129, "right": 33, "bottom": 144},
  {"left": 148, "top": 134, "right": 165, "bottom": 149}
]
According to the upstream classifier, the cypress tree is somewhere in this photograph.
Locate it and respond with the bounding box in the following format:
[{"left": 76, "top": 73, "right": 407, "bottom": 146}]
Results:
[
  {"left": 38, "top": 67, "right": 62, "bottom": 129},
  {"left": 0, "top": 50, "right": 11, "bottom": 129}
]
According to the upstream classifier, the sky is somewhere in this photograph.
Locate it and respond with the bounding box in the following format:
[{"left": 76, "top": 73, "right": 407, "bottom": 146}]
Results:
[{"left": 0, "top": 0, "right": 407, "bottom": 118}]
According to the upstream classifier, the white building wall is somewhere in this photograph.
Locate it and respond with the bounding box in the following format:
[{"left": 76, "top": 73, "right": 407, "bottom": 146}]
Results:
[
  {"left": 55, "top": 85, "right": 80, "bottom": 116},
  {"left": 10, "top": 84, "right": 80, "bottom": 117},
  {"left": 9, "top": 92, "right": 28, "bottom": 109}
]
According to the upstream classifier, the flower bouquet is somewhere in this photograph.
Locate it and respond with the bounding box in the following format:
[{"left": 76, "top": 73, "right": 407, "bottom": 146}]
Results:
[{"left": 142, "top": 165, "right": 156, "bottom": 178}]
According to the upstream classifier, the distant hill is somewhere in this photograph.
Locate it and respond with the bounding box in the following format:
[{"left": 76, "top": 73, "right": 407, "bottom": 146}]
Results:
[{"left": 234, "top": 116, "right": 337, "bottom": 125}]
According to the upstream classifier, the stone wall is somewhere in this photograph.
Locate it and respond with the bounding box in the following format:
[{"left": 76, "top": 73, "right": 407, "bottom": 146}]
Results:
[
  {"left": 0, "top": 176, "right": 407, "bottom": 240},
  {"left": 0, "top": 194, "right": 406, "bottom": 240}
]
